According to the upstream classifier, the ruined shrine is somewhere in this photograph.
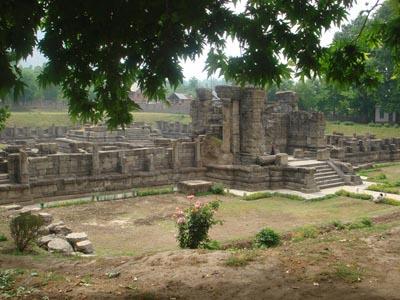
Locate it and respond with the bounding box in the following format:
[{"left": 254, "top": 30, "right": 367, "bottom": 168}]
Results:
[{"left": 4, "top": 85, "right": 400, "bottom": 205}]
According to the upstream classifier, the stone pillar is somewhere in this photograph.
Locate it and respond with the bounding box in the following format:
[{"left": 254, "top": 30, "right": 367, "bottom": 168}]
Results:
[
  {"left": 231, "top": 99, "right": 240, "bottom": 162},
  {"left": 91, "top": 145, "right": 100, "bottom": 176},
  {"left": 195, "top": 138, "right": 202, "bottom": 167},
  {"left": 37, "top": 127, "right": 43, "bottom": 138},
  {"left": 172, "top": 140, "right": 181, "bottom": 169},
  {"left": 19, "top": 151, "right": 29, "bottom": 184},
  {"left": 221, "top": 99, "right": 232, "bottom": 153},
  {"left": 7, "top": 153, "right": 19, "bottom": 183},
  {"left": 50, "top": 124, "right": 56, "bottom": 137},
  {"left": 146, "top": 154, "right": 154, "bottom": 172},
  {"left": 239, "top": 87, "right": 266, "bottom": 158},
  {"left": 118, "top": 151, "right": 127, "bottom": 174}
]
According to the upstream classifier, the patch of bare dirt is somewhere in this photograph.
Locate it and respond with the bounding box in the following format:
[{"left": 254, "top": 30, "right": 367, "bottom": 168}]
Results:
[{"left": 2, "top": 218, "right": 400, "bottom": 299}]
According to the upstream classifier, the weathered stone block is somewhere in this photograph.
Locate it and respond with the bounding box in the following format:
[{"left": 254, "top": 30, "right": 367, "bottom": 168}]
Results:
[
  {"left": 47, "top": 237, "right": 74, "bottom": 254},
  {"left": 75, "top": 240, "right": 94, "bottom": 254},
  {"left": 177, "top": 180, "right": 213, "bottom": 195},
  {"left": 316, "top": 149, "right": 330, "bottom": 161},
  {"left": 293, "top": 149, "right": 304, "bottom": 158}
]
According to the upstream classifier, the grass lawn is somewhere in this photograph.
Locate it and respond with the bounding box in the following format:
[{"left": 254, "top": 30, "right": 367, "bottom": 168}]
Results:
[
  {"left": 2, "top": 193, "right": 398, "bottom": 257},
  {"left": 326, "top": 121, "right": 400, "bottom": 138},
  {"left": 5, "top": 111, "right": 191, "bottom": 128},
  {"left": 358, "top": 162, "right": 400, "bottom": 194}
]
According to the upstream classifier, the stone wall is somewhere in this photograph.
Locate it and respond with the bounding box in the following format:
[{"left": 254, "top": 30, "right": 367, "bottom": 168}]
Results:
[
  {"left": 264, "top": 91, "right": 326, "bottom": 154},
  {"left": 326, "top": 134, "right": 400, "bottom": 164},
  {"left": 0, "top": 139, "right": 202, "bottom": 204},
  {"left": 206, "top": 164, "right": 318, "bottom": 192},
  {"left": 0, "top": 126, "right": 71, "bottom": 141},
  {"left": 155, "top": 121, "right": 192, "bottom": 138},
  {"left": 138, "top": 101, "right": 191, "bottom": 114}
]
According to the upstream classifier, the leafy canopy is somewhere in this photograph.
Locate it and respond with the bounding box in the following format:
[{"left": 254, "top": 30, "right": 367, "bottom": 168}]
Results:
[{"left": 0, "top": 0, "right": 399, "bottom": 127}]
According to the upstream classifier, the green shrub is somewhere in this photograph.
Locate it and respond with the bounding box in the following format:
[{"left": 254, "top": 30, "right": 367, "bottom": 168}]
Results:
[
  {"left": 307, "top": 194, "right": 337, "bottom": 202},
  {"left": 175, "top": 200, "right": 222, "bottom": 249},
  {"left": 348, "top": 217, "right": 373, "bottom": 229},
  {"left": 332, "top": 220, "right": 346, "bottom": 230},
  {"left": 360, "top": 217, "right": 373, "bottom": 227},
  {"left": 243, "top": 191, "right": 305, "bottom": 201},
  {"left": 254, "top": 228, "right": 280, "bottom": 248},
  {"left": 292, "top": 225, "right": 319, "bottom": 241},
  {"left": 210, "top": 183, "right": 225, "bottom": 195},
  {"left": 333, "top": 121, "right": 341, "bottom": 125},
  {"left": 384, "top": 123, "right": 392, "bottom": 128},
  {"left": 368, "top": 122, "right": 376, "bottom": 127},
  {"left": 225, "top": 250, "right": 259, "bottom": 267},
  {"left": 136, "top": 186, "right": 174, "bottom": 197},
  {"left": 368, "top": 184, "right": 399, "bottom": 194},
  {"left": 0, "top": 234, "right": 7, "bottom": 242},
  {"left": 334, "top": 264, "right": 362, "bottom": 283},
  {"left": 394, "top": 124, "right": 400, "bottom": 128},
  {"left": 335, "top": 189, "right": 373, "bottom": 200},
  {"left": 200, "top": 239, "right": 221, "bottom": 250},
  {"left": 375, "top": 173, "right": 387, "bottom": 181},
  {"left": 243, "top": 192, "right": 274, "bottom": 201},
  {"left": 383, "top": 197, "right": 400, "bottom": 206},
  {"left": 9, "top": 213, "right": 44, "bottom": 252}
]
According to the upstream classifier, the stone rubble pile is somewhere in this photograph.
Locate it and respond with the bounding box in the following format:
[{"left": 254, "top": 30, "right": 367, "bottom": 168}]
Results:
[
  {"left": 35, "top": 212, "right": 94, "bottom": 255},
  {"left": 4, "top": 206, "right": 94, "bottom": 255}
]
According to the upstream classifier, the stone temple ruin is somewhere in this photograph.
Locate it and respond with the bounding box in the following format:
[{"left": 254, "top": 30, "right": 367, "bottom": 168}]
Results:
[{"left": 2, "top": 85, "right": 400, "bottom": 205}]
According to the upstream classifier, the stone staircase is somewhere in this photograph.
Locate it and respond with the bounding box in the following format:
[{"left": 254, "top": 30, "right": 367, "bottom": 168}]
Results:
[
  {"left": 0, "top": 173, "right": 11, "bottom": 186},
  {"left": 310, "top": 162, "right": 345, "bottom": 189},
  {"left": 291, "top": 160, "right": 346, "bottom": 190}
]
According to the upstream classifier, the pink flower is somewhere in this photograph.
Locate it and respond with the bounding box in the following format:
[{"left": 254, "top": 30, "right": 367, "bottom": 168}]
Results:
[
  {"left": 195, "top": 201, "right": 202, "bottom": 209},
  {"left": 187, "top": 195, "right": 195, "bottom": 201},
  {"left": 177, "top": 217, "right": 186, "bottom": 224}
]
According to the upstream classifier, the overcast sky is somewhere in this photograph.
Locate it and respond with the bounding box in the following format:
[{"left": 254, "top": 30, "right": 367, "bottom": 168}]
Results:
[{"left": 22, "top": 0, "right": 373, "bottom": 80}]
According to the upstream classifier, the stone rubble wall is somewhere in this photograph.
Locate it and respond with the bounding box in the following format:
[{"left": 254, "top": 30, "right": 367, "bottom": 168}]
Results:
[
  {"left": 155, "top": 121, "right": 193, "bottom": 138},
  {"left": 0, "top": 140, "right": 202, "bottom": 204},
  {"left": 138, "top": 101, "right": 191, "bottom": 114},
  {"left": 0, "top": 126, "right": 72, "bottom": 141},
  {"left": 326, "top": 134, "right": 400, "bottom": 164}
]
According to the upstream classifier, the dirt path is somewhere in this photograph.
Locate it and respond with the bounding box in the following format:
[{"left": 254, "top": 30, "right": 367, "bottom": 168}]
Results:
[{"left": 1, "top": 219, "right": 400, "bottom": 299}]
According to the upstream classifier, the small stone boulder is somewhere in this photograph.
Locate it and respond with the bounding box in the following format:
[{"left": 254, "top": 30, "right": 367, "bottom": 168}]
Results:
[
  {"left": 47, "top": 221, "right": 64, "bottom": 231},
  {"left": 66, "top": 232, "right": 88, "bottom": 246},
  {"left": 52, "top": 225, "right": 72, "bottom": 236},
  {"left": 75, "top": 240, "right": 94, "bottom": 254},
  {"left": 47, "top": 221, "right": 72, "bottom": 236},
  {"left": 38, "top": 212, "right": 53, "bottom": 225},
  {"left": 37, "top": 234, "right": 56, "bottom": 248},
  {"left": 47, "top": 237, "right": 74, "bottom": 254}
]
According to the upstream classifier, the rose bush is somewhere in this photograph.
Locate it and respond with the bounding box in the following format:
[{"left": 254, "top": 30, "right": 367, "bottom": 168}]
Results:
[{"left": 174, "top": 199, "right": 222, "bottom": 249}]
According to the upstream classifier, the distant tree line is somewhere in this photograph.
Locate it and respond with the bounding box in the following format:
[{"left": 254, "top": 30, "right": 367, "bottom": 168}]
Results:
[
  {"left": 269, "top": 1, "right": 400, "bottom": 123},
  {"left": 1, "top": 66, "right": 64, "bottom": 105}
]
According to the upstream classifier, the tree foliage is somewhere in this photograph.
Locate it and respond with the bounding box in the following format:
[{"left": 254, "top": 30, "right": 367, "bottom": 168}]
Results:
[
  {"left": 0, "top": 0, "right": 399, "bottom": 127},
  {"left": 9, "top": 213, "right": 43, "bottom": 252}
]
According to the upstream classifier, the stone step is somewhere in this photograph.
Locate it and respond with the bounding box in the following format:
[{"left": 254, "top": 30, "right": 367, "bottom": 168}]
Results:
[
  {"left": 301, "top": 163, "right": 328, "bottom": 168},
  {"left": 315, "top": 170, "right": 337, "bottom": 177},
  {"left": 315, "top": 167, "right": 333, "bottom": 173},
  {"left": 317, "top": 178, "right": 344, "bottom": 188},
  {"left": 315, "top": 174, "right": 342, "bottom": 182},
  {"left": 319, "top": 181, "right": 346, "bottom": 189},
  {"left": 0, "top": 173, "right": 9, "bottom": 180},
  {"left": 317, "top": 177, "right": 344, "bottom": 184},
  {"left": 0, "top": 179, "right": 10, "bottom": 184}
]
